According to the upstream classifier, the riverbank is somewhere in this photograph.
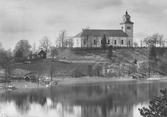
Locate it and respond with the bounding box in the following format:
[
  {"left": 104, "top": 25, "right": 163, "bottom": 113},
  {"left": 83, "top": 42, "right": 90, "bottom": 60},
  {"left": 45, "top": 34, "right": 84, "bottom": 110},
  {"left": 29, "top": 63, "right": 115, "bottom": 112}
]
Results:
[
  {"left": 1, "top": 76, "right": 167, "bottom": 90},
  {"left": 57, "top": 77, "right": 134, "bottom": 85},
  {"left": 57, "top": 76, "right": 167, "bottom": 85}
]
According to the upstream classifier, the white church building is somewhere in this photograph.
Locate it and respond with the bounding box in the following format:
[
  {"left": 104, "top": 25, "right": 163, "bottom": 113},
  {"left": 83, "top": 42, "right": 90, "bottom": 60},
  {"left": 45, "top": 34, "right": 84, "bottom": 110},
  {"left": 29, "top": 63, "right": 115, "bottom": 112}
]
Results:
[{"left": 72, "top": 11, "right": 134, "bottom": 48}]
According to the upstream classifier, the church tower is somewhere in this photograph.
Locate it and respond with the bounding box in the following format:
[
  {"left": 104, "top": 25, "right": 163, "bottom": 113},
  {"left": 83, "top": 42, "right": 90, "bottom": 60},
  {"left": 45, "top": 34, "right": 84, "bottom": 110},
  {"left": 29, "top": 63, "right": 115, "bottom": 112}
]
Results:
[{"left": 120, "top": 11, "right": 134, "bottom": 46}]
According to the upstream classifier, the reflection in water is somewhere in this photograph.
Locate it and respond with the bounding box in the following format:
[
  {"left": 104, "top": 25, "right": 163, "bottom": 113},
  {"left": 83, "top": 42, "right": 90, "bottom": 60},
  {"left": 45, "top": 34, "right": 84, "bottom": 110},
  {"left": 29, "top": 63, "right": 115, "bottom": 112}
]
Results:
[{"left": 0, "top": 80, "right": 167, "bottom": 117}]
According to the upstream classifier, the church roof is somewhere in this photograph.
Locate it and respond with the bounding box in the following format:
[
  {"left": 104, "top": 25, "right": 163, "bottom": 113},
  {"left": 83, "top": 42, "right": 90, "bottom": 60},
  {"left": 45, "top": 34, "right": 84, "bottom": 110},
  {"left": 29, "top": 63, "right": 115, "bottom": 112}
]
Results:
[
  {"left": 120, "top": 11, "right": 134, "bottom": 24},
  {"left": 73, "top": 32, "right": 82, "bottom": 38},
  {"left": 32, "top": 49, "right": 45, "bottom": 55},
  {"left": 74, "top": 29, "right": 128, "bottom": 38}
]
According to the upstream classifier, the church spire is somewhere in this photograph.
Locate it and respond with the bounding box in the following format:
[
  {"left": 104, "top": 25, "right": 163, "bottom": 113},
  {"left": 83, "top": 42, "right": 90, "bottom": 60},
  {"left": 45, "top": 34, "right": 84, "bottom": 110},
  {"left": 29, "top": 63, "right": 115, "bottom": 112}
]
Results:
[
  {"left": 120, "top": 10, "right": 133, "bottom": 24},
  {"left": 126, "top": 10, "right": 128, "bottom": 15}
]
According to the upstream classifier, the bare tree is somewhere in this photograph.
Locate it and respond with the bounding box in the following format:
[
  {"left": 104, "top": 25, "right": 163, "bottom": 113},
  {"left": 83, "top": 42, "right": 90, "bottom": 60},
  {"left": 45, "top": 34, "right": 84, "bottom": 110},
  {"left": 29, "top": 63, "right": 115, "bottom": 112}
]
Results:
[
  {"left": 158, "top": 34, "right": 164, "bottom": 47},
  {"left": 64, "top": 39, "right": 68, "bottom": 48},
  {"left": 133, "top": 42, "right": 138, "bottom": 47},
  {"left": 143, "top": 37, "right": 149, "bottom": 47},
  {"left": 140, "top": 40, "right": 143, "bottom": 47},
  {"left": 55, "top": 40, "right": 61, "bottom": 48},
  {"left": 39, "top": 36, "right": 51, "bottom": 53},
  {"left": 0, "top": 49, "right": 13, "bottom": 82},
  {"left": 143, "top": 33, "right": 164, "bottom": 47},
  {"left": 151, "top": 33, "right": 160, "bottom": 47},
  {"left": 162, "top": 38, "right": 167, "bottom": 47},
  {"left": 32, "top": 40, "right": 36, "bottom": 51},
  {"left": 83, "top": 28, "right": 93, "bottom": 48},
  {"left": 68, "top": 37, "right": 73, "bottom": 48},
  {"left": 50, "top": 46, "right": 58, "bottom": 59},
  {"left": 58, "top": 30, "right": 67, "bottom": 48},
  {"left": 63, "top": 37, "right": 73, "bottom": 48}
]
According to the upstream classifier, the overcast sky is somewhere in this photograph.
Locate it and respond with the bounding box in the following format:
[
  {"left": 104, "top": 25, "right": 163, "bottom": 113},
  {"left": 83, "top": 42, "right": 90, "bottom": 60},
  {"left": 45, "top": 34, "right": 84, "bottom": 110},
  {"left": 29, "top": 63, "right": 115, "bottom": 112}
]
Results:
[{"left": 0, "top": 0, "right": 167, "bottom": 50}]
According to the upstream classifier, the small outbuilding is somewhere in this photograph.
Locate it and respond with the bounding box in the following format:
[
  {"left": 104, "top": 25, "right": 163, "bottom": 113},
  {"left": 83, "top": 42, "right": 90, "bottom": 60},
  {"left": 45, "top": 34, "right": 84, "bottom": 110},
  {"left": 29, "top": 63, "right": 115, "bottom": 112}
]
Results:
[
  {"left": 38, "top": 50, "right": 46, "bottom": 59},
  {"left": 24, "top": 75, "right": 38, "bottom": 82},
  {"left": 28, "top": 49, "right": 46, "bottom": 60}
]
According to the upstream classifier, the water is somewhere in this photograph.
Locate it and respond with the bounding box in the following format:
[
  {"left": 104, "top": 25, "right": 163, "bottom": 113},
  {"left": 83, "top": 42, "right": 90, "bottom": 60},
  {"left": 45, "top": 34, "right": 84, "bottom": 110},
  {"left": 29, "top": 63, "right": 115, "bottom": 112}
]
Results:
[{"left": 0, "top": 80, "right": 167, "bottom": 117}]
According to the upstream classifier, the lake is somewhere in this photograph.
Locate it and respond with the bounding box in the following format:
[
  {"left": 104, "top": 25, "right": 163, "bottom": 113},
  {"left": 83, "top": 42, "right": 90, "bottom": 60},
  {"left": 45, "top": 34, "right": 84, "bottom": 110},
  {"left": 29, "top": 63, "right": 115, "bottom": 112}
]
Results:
[{"left": 0, "top": 80, "right": 167, "bottom": 117}]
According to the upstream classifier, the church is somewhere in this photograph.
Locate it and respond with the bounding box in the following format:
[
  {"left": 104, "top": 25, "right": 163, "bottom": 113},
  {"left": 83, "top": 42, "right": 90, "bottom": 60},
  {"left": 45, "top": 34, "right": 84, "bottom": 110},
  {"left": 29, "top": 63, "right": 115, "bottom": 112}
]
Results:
[{"left": 72, "top": 11, "right": 134, "bottom": 48}]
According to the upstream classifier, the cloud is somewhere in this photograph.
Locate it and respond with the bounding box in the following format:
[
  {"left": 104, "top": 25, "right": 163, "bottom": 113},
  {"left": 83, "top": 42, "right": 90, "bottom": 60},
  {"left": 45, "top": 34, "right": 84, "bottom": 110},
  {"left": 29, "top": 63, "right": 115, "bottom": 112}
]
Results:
[
  {"left": 0, "top": 10, "right": 32, "bottom": 33},
  {"left": 131, "top": 0, "right": 166, "bottom": 17},
  {"left": 0, "top": 21, "right": 32, "bottom": 34},
  {"left": 45, "top": 15, "right": 72, "bottom": 26},
  {"left": 93, "top": 0, "right": 123, "bottom": 9}
]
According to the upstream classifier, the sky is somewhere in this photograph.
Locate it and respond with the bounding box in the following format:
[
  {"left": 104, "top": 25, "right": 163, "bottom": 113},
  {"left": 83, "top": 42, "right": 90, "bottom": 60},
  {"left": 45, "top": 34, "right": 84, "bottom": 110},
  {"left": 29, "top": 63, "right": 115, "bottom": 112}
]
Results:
[{"left": 0, "top": 0, "right": 167, "bottom": 50}]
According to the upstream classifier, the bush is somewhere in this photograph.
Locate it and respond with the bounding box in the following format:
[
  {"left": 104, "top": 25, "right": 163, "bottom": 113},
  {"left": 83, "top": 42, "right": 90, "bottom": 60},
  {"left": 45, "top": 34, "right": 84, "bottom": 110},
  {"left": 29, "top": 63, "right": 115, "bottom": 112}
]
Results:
[
  {"left": 71, "top": 68, "right": 86, "bottom": 78},
  {"left": 106, "top": 45, "right": 113, "bottom": 60},
  {"left": 139, "top": 88, "right": 167, "bottom": 117},
  {"left": 87, "top": 65, "right": 93, "bottom": 77},
  {"left": 92, "top": 64, "right": 102, "bottom": 77}
]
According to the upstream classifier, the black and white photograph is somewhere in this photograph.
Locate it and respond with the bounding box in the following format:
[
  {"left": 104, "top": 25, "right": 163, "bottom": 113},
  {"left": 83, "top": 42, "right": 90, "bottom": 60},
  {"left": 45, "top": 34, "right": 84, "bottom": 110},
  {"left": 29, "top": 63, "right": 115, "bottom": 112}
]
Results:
[{"left": 0, "top": 0, "right": 167, "bottom": 117}]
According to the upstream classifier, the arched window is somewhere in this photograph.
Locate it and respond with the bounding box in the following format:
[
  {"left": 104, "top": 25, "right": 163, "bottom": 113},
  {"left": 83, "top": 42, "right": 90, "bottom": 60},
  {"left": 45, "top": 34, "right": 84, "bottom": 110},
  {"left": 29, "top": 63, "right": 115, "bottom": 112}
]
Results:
[
  {"left": 94, "top": 40, "right": 96, "bottom": 45},
  {"left": 114, "top": 40, "right": 117, "bottom": 45},
  {"left": 108, "top": 39, "right": 110, "bottom": 44},
  {"left": 121, "top": 40, "right": 124, "bottom": 45}
]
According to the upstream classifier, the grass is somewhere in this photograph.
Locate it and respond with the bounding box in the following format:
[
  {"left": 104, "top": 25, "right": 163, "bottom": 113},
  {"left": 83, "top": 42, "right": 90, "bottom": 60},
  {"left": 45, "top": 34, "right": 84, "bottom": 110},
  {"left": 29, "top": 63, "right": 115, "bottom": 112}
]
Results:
[
  {"left": 11, "top": 60, "right": 92, "bottom": 77},
  {"left": 10, "top": 48, "right": 167, "bottom": 78},
  {"left": 56, "top": 48, "right": 149, "bottom": 63}
]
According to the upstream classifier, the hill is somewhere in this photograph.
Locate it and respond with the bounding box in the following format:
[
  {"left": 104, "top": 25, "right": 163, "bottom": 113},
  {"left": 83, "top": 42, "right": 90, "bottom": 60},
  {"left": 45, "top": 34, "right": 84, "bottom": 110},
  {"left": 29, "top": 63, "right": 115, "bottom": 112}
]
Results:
[
  {"left": 10, "top": 48, "right": 151, "bottom": 78},
  {"left": 57, "top": 48, "right": 149, "bottom": 63},
  {"left": 10, "top": 47, "right": 167, "bottom": 79},
  {"left": 11, "top": 60, "right": 91, "bottom": 77}
]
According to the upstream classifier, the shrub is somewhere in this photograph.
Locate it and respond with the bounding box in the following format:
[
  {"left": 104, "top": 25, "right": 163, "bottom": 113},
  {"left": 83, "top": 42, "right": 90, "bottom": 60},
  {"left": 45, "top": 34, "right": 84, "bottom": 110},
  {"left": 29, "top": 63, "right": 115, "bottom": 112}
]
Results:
[
  {"left": 87, "top": 65, "right": 93, "bottom": 77},
  {"left": 106, "top": 45, "right": 113, "bottom": 60},
  {"left": 92, "top": 64, "right": 102, "bottom": 77},
  {"left": 139, "top": 88, "right": 167, "bottom": 117},
  {"left": 71, "top": 68, "right": 86, "bottom": 78}
]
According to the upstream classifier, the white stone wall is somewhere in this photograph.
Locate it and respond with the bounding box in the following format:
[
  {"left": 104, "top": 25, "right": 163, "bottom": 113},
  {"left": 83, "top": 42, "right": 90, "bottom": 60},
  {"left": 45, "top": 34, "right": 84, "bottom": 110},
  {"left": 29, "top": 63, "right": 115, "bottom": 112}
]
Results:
[
  {"left": 73, "top": 37, "right": 81, "bottom": 47},
  {"left": 73, "top": 36, "right": 132, "bottom": 48},
  {"left": 121, "top": 23, "right": 133, "bottom": 47},
  {"left": 81, "top": 37, "right": 100, "bottom": 48}
]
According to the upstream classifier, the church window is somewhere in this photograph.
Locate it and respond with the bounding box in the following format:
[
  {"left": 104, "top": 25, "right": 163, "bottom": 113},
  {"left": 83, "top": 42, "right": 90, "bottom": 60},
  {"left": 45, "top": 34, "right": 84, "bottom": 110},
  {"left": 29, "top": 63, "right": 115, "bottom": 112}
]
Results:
[
  {"left": 84, "top": 40, "right": 86, "bottom": 44},
  {"left": 121, "top": 40, "right": 124, "bottom": 45},
  {"left": 121, "top": 26, "right": 123, "bottom": 30},
  {"left": 108, "top": 39, "right": 110, "bottom": 44},
  {"left": 114, "top": 40, "right": 117, "bottom": 45},
  {"left": 127, "top": 26, "right": 131, "bottom": 29},
  {"left": 94, "top": 40, "right": 96, "bottom": 45}
]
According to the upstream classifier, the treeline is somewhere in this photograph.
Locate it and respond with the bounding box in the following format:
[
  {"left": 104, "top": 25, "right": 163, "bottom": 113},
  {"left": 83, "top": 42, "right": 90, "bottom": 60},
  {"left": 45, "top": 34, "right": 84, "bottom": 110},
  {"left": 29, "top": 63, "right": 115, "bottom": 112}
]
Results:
[{"left": 0, "top": 30, "right": 73, "bottom": 80}]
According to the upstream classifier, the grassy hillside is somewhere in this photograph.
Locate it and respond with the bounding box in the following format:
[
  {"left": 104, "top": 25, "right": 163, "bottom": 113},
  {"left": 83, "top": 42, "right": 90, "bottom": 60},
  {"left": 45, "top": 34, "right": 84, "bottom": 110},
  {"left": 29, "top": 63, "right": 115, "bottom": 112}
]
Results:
[
  {"left": 11, "top": 60, "right": 91, "bottom": 77},
  {"left": 11, "top": 47, "right": 167, "bottom": 78},
  {"left": 57, "top": 48, "right": 149, "bottom": 63}
]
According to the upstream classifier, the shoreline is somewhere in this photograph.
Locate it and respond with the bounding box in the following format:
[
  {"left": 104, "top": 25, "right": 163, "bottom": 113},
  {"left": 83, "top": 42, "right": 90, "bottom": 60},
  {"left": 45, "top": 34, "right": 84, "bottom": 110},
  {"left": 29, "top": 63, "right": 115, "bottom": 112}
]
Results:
[
  {"left": 57, "top": 76, "right": 167, "bottom": 85},
  {"left": 0, "top": 77, "right": 167, "bottom": 89}
]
